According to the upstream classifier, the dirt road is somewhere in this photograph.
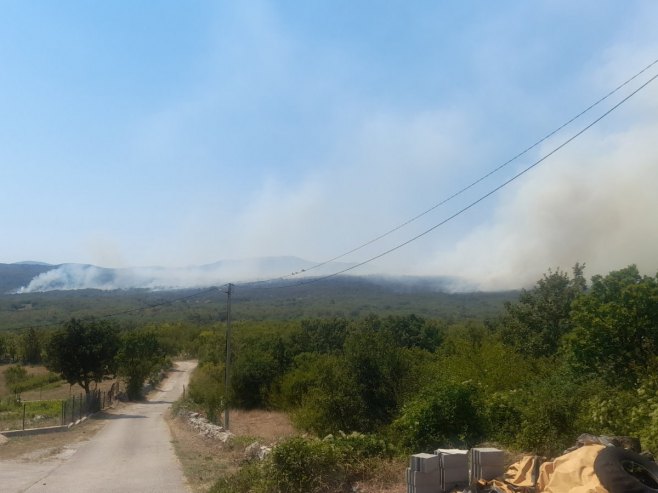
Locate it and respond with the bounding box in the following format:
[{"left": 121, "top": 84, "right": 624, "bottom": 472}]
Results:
[{"left": 0, "top": 360, "right": 196, "bottom": 493}]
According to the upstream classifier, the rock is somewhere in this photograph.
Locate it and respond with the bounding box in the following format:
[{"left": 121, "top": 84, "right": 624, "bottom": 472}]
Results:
[
  {"left": 0, "top": 434, "right": 8, "bottom": 445},
  {"left": 245, "top": 441, "right": 262, "bottom": 460},
  {"left": 187, "top": 413, "right": 234, "bottom": 443},
  {"left": 244, "top": 441, "right": 272, "bottom": 461}
]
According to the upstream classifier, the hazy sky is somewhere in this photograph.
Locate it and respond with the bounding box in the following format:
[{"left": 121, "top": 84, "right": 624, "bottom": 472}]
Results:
[{"left": 2, "top": 1, "right": 658, "bottom": 289}]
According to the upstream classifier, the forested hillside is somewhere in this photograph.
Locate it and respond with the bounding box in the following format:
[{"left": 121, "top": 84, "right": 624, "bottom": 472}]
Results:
[{"left": 0, "top": 276, "right": 516, "bottom": 331}]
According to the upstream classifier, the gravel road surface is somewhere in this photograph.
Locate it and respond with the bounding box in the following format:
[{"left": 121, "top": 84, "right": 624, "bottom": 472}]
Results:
[{"left": 0, "top": 360, "right": 196, "bottom": 493}]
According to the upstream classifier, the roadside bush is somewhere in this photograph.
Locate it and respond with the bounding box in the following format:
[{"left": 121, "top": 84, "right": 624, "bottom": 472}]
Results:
[
  {"left": 188, "top": 362, "right": 225, "bottom": 423},
  {"left": 481, "top": 390, "right": 524, "bottom": 447},
  {"left": 392, "top": 380, "right": 484, "bottom": 451},
  {"left": 292, "top": 356, "right": 369, "bottom": 435},
  {"left": 265, "top": 437, "right": 346, "bottom": 493},
  {"left": 512, "top": 374, "right": 586, "bottom": 456},
  {"left": 210, "top": 461, "right": 267, "bottom": 493}
]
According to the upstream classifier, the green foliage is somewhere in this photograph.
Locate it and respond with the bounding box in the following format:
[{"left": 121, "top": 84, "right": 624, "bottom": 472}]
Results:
[
  {"left": 292, "top": 354, "right": 368, "bottom": 435},
  {"left": 265, "top": 437, "right": 346, "bottom": 493},
  {"left": 230, "top": 346, "right": 278, "bottom": 409},
  {"left": 511, "top": 372, "right": 588, "bottom": 456},
  {"left": 342, "top": 316, "right": 411, "bottom": 428},
  {"left": 116, "top": 330, "right": 166, "bottom": 400},
  {"left": 188, "top": 362, "right": 225, "bottom": 423},
  {"left": 4, "top": 364, "right": 28, "bottom": 394},
  {"left": 565, "top": 265, "right": 658, "bottom": 387},
  {"left": 392, "top": 380, "right": 484, "bottom": 451},
  {"left": 291, "top": 318, "right": 348, "bottom": 354},
  {"left": 498, "top": 264, "right": 586, "bottom": 358},
  {"left": 21, "top": 328, "right": 42, "bottom": 364},
  {"left": 381, "top": 314, "right": 445, "bottom": 351},
  {"left": 46, "top": 318, "right": 120, "bottom": 394},
  {"left": 438, "top": 333, "right": 534, "bottom": 393},
  {"left": 210, "top": 461, "right": 267, "bottom": 493}
]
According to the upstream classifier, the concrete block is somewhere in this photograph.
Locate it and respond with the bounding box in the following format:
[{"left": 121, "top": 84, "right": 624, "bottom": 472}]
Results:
[
  {"left": 408, "top": 469, "right": 440, "bottom": 487},
  {"left": 476, "top": 464, "right": 505, "bottom": 481},
  {"left": 444, "top": 480, "right": 468, "bottom": 492},
  {"left": 471, "top": 447, "right": 505, "bottom": 465},
  {"left": 440, "top": 453, "right": 468, "bottom": 469},
  {"left": 410, "top": 452, "right": 440, "bottom": 473},
  {"left": 441, "top": 467, "right": 469, "bottom": 484}
]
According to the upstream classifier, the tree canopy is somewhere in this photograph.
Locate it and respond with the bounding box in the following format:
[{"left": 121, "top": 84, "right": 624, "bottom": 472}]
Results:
[{"left": 46, "top": 318, "right": 120, "bottom": 394}]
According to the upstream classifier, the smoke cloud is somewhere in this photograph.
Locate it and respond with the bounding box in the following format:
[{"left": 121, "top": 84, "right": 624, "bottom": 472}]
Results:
[{"left": 429, "top": 110, "right": 658, "bottom": 289}]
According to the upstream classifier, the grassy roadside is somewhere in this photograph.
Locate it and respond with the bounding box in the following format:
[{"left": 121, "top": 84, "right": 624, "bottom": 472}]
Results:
[
  {"left": 166, "top": 406, "right": 299, "bottom": 493},
  {"left": 166, "top": 403, "right": 407, "bottom": 493}
]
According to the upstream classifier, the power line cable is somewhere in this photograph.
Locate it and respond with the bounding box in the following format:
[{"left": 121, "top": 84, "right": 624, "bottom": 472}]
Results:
[
  {"left": 252, "top": 57, "right": 658, "bottom": 284},
  {"left": 236, "top": 69, "right": 658, "bottom": 290}
]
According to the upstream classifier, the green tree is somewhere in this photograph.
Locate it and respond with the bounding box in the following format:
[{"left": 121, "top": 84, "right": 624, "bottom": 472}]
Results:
[
  {"left": 393, "top": 380, "right": 484, "bottom": 451},
  {"left": 291, "top": 318, "right": 349, "bottom": 355},
  {"left": 21, "top": 328, "right": 42, "bottom": 364},
  {"left": 116, "top": 331, "right": 165, "bottom": 400},
  {"left": 342, "top": 316, "right": 409, "bottom": 430},
  {"left": 381, "top": 314, "right": 445, "bottom": 351},
  {"left": 188, "top": 362, "right": 225, "bottom": 423},
  {"left": 498, "top": 264, "right": 586, "bottom": 358},
  {"left": 565, "top": 265, "right": 658, "bottom": 386},
  {"left": 46, "top": 318, "right": 120, "bottom": 394}
]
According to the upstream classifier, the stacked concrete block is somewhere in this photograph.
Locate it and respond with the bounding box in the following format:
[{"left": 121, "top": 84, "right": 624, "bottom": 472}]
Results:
[
  {"left": 406, "top": 453, "right": 440, "bottom": 493},
  {"left": 434, "top": 449, "right": 469, "bottom": 492},
  {"left": 469, "top": 447, "right": 506, "bottom": 482}
]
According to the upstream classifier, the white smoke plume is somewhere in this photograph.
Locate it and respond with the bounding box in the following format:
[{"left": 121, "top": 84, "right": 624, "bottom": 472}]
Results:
[{"left": 429, "top": 110, "right": 658, "bottom": 289}]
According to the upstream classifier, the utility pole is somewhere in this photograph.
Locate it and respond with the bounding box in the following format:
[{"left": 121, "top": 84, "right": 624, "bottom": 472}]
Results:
[{"left": 224, "top": 283, "right": 233, "bottom": 430}]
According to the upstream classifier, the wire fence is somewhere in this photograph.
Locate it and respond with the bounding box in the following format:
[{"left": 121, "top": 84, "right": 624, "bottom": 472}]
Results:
[{"left": 0, "top": 383, "right": 120, "bottom": 432}]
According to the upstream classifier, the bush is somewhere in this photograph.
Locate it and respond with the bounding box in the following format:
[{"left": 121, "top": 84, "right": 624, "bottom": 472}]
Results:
[
  {"left": 392, "top": 380, "right": 484, "bottom": 451},
  {"left": 188, "top": 362, "right": 225, "bottom": 423},
  {"left": 511, "top": 373, "right": 588, "bottom": 456},
  {"left": 210, "top": 462, "right": 267, "bottom": 493},
  {"left": 4, "top": 365, "right": 28, "bottom": 393},
  {"left": 265, "top": 437, "right": 346, "bottom": 493}
]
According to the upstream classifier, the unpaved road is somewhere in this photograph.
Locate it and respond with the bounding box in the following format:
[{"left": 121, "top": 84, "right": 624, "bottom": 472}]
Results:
[{"left": 0, "top": 360, "right": 196, "bottom": 493}]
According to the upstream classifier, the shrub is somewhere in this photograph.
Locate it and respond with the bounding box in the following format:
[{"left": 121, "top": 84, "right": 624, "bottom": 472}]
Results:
[
  {"left": 265, "top": 437, "right": 345, "bottom": 493},
  {"left": 4, "top": 365, "right": 28, "bottom": 394},
  {"left": 392, "top": 380, "right": 484, "bottom": 451},
  {"left": 188, "top": 362, "right": 225, "bottom": 423}
]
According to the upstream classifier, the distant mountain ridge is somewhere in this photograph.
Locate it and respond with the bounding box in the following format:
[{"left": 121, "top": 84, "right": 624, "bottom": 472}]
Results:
[
  {"left": 1, "top": 257, "right": 380, "bottom": 293},
  {"left": 0, "top": 262, "right": 59, "bottom": 293},
  {"left": 0, "top": 257, "right": 475, "bottom": 294}
]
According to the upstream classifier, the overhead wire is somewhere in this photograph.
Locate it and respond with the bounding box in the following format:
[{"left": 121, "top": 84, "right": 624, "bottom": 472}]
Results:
[
  {"left": 7, "top": 59, "right": 658, "bottom": 319},
  {"left": 235, "top": 67, "right": 658, "bottom": 290},
  {"left": 260, "top": 57, "right": 658, "bottom": 282}
]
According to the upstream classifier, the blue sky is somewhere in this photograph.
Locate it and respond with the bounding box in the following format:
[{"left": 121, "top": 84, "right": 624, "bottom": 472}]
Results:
[{"left": 2, "top": 1, "right": 658, "bottom": 289}]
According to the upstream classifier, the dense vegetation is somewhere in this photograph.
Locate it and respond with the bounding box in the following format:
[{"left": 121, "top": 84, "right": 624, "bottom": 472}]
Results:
[
  {"left": 0, "top": 276, "right": 516, "bottom": 330},
  {"left": 188, "top": 264, "right": 658, "bottom": 492},
  {"left": 1, "top": 264, "right": 656, "bottom": 492}
]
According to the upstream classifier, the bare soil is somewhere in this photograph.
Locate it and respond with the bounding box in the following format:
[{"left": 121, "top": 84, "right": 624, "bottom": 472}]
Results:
[{"left": 225, "top": 409, "right": 298, "bottom": 442}]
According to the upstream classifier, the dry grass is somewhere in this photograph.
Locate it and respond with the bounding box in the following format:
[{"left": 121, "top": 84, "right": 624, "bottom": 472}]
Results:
[
  {"left": 353, "top": 458, "right": 407, "bottom": 493},
  {"left": 167, "top": 408, "right": 300, "bottom": 493},
  {"left": 225, "top": 409, "right": 298, "bottom": 443}
]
